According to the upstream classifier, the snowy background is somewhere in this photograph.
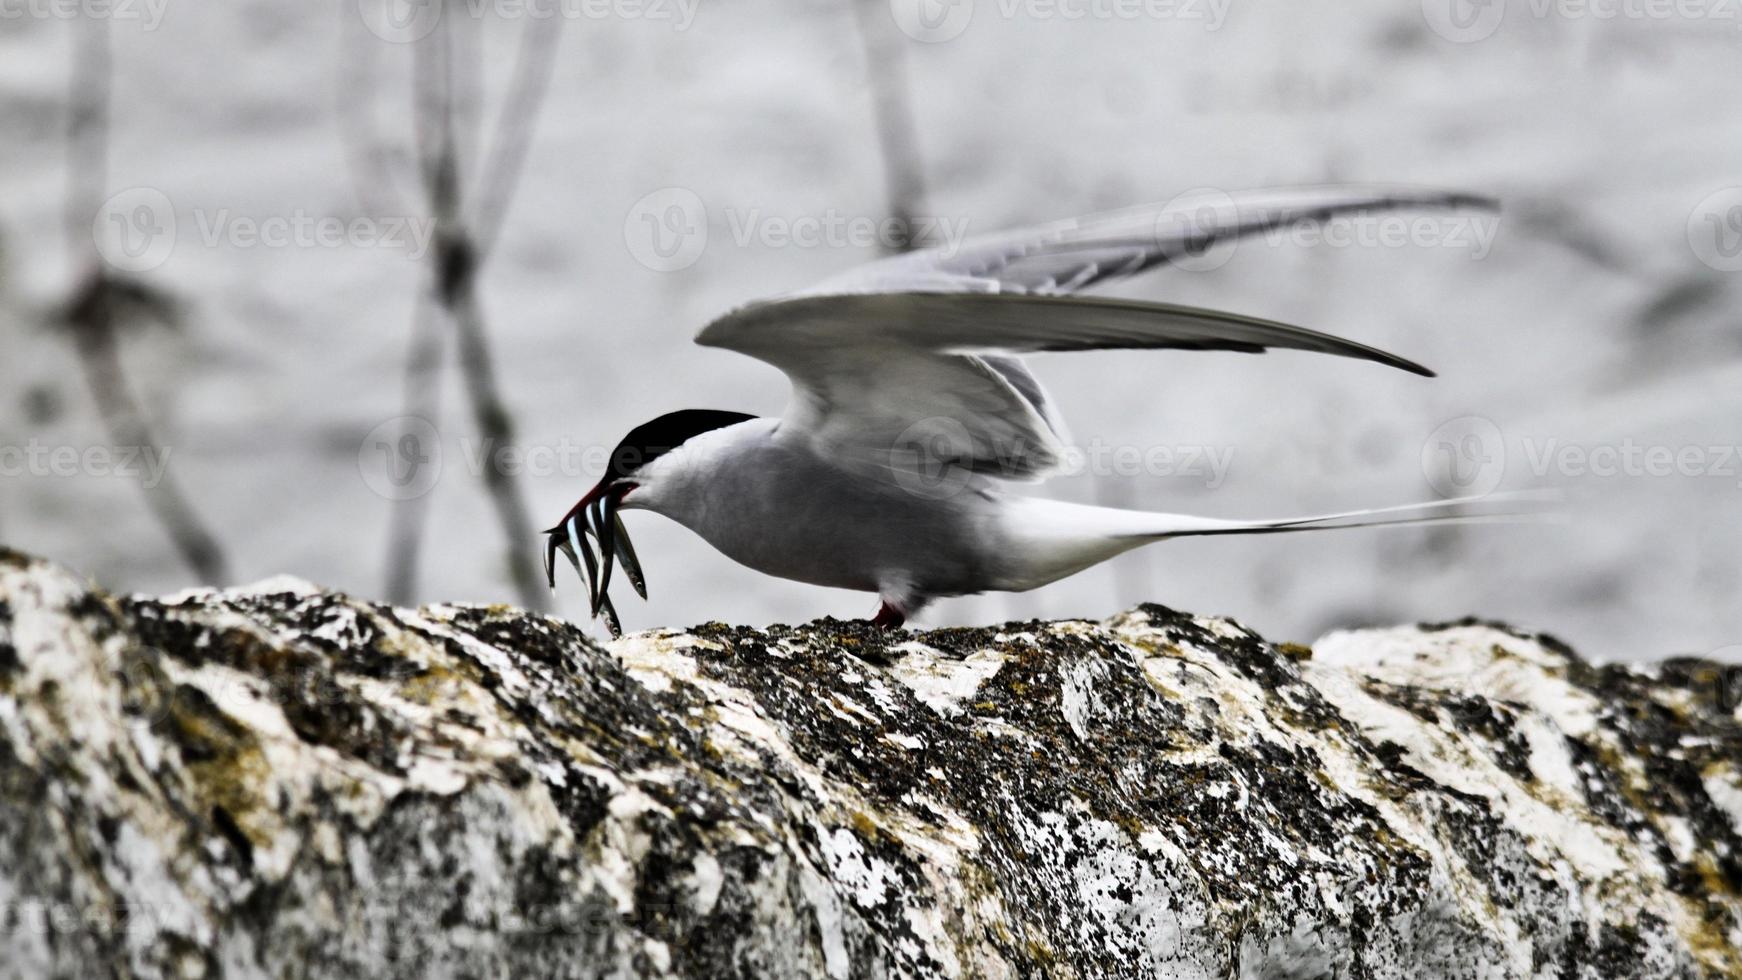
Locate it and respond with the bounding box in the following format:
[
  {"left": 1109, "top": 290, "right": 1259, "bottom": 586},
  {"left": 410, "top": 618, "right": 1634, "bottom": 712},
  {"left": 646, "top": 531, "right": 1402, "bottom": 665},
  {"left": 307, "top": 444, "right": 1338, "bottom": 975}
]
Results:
[{"left": 2, "top": 0, "right": 1740, "bottom": 661}]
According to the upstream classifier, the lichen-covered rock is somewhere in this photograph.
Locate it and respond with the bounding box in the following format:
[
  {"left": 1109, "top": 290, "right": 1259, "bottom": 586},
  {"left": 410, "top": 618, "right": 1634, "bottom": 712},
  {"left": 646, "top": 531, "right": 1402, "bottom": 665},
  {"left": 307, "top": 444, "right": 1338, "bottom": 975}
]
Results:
[{"left": 0, "top": 548, "right": 1738, "bottom": 979}]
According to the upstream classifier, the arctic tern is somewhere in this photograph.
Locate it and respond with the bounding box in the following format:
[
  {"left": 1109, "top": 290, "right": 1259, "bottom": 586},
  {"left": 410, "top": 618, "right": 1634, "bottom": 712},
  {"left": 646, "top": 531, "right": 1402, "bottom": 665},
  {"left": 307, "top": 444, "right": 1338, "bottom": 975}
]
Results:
[{"left": 546, "top": 186, "right": 1505, "bottom": 635}]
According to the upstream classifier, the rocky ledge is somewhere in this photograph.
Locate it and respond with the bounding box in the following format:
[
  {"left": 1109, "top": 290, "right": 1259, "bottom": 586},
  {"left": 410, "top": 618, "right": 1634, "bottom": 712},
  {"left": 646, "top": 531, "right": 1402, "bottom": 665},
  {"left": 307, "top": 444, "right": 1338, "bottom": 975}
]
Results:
[{"left": 1, "top": 548, "right": 1740, "bottom": 978}]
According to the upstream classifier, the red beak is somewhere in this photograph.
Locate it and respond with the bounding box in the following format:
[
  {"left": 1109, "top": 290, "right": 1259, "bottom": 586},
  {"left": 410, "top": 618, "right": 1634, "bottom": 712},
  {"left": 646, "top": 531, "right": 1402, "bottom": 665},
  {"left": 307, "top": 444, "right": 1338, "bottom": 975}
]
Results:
[{"left": 551, "top": 477, "right": 614, "bottom": 535}]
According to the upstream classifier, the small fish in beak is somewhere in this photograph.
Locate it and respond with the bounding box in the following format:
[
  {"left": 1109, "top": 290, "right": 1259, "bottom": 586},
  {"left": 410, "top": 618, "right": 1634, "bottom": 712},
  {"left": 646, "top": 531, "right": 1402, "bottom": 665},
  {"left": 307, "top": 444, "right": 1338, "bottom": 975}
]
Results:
[{"left": 545, "top": 480, "right": 641, "bottom": 637}]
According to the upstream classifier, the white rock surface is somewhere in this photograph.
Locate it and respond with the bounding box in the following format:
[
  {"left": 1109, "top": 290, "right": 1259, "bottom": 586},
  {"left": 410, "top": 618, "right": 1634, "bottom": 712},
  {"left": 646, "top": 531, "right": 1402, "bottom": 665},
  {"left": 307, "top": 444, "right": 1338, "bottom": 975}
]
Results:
[{"left": 1, "top": 548, "right": 1738, "bottom": 978}]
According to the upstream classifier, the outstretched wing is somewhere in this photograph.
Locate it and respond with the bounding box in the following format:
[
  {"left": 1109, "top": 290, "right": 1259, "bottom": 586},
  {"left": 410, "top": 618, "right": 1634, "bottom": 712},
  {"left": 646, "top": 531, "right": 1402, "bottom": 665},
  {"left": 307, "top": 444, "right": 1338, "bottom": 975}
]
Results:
[
  {"left": 805, "top": 185, "right": 1495, "bottom": 298},
  {"left": 699, "top": 186, "right": 1495, "bottom": 483}
]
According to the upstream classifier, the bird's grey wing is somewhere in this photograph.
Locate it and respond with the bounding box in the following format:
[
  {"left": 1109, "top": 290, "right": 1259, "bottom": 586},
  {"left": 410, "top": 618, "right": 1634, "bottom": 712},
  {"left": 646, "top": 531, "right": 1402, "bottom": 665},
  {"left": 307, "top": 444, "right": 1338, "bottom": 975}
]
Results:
[
  {"left": 717, "top": 315, "right": 1070, "bottom": 482},
  {"left": 706, "top": 291, "right": 1433, "bottom": 375},
  {"left": 803, "top": 185, "right": 1497, "bottom": 297},
  {"left": 697, "top": 291, "right": 1428, "bottom": 483},
  {"left": 701, "top": 186, "right": 1492, "bottom": 482}
]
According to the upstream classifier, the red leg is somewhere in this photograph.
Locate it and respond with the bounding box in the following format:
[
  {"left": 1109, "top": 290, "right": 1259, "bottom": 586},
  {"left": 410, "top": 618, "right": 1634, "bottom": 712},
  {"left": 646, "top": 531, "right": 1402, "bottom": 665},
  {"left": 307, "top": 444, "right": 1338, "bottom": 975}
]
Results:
[{"left": 870, "top": 600, "right": 906, "bottom": 629}]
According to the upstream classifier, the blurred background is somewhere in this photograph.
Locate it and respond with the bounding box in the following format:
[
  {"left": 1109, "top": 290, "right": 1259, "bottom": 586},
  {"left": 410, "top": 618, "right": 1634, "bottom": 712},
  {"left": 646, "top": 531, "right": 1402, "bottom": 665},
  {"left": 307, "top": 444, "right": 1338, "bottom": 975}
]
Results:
[{"left": 1, "top": 0, "right": 1739, "bottom": 661}]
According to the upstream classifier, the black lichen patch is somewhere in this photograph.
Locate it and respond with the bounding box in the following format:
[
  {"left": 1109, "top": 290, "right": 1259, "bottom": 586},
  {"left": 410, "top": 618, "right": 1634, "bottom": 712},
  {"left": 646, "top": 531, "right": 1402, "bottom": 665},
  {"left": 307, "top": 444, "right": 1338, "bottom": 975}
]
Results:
[
  {"left": 672, "top": 612, "right": 1462, "bottom": 977},
  {"left": 1125, "top": 604, "right": 1351, "bottom": 736},
  {"left": 1572, "top": 661, "right": 1742, "bottom": 902},
  {"left": 1371, "top": 681, "right": 1537, "bottom": 785},
  {"left": 1129, "top": 604, "right": 1297, "bottom": 691},
  {"left": 684, "top": 619, "right": 953, "bottom": 808},
  {"left": 211, "top": 804, "right": 255, "bottom": 871},
  {"left": 124, "top": 596, "right": 413, "bottom": 776},
  {"left": 0, "top": 598, "right": 18, "bottom": 684},
  {"left": 443, "top": 607, "right": 587, "bottom": 671}
]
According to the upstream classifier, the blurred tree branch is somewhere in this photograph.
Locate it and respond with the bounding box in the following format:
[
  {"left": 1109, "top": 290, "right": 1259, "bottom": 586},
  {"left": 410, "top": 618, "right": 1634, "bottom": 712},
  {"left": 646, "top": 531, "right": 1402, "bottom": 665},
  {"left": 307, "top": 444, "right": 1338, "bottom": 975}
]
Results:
[
  {"left": 853, "top": 0, "right": 929, "bottom": 254},
  {"left": 360, "top": 1, "right": 563, "bottom": 609},
  {"left": 382, "top": 293, "right": 445, "bottom": 606},
  {"left": 59, "top": 14, "right": 230, "bottom": 584}
]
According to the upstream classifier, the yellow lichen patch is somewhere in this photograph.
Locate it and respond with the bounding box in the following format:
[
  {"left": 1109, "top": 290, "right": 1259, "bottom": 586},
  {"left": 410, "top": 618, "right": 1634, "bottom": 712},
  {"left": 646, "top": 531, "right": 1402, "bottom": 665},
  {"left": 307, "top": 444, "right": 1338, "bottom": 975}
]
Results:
[
  {"left": 849, "top": 810, "right": 881, "bottom": 841},
  {"left": 163, "top": 691, "right": 274, "bottom": 850},
  {"left": 1112, "top": 812, "right": 1148, "bottom": 840},
  {"left": 398, "top": 661, "right": 462, "bottom": 705},
  {"left": 1681, "top": 857, "right": 1742, "bottom": 976},
  {"left": 1023, "top": 937, "right": 1057, "bottom": 967}
]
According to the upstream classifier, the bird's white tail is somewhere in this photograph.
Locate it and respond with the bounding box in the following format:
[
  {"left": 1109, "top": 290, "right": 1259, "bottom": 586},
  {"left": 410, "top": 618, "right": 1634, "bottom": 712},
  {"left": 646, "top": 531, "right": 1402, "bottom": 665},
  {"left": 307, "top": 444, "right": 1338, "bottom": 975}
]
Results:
[{"left": 994, "top": 491, "right": 1553, "bottom": 592}]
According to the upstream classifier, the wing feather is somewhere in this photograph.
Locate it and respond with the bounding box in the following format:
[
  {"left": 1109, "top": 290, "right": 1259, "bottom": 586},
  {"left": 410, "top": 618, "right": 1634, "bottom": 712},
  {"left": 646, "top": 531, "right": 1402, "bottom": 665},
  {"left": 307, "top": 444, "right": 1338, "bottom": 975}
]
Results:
[
  {"left": 699, "top": 186, "right": 1495, "bottom": 484},
  {"left": 806, "top": 185, "right": 1497, "bottom": 298}
]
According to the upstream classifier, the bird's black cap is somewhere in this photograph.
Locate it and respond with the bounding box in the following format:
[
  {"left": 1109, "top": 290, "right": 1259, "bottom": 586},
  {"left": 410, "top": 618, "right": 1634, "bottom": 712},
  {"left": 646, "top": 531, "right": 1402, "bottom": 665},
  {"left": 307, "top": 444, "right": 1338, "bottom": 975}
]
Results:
[{"left": 604, "top": 409, "right": 759, "bottom": 479}]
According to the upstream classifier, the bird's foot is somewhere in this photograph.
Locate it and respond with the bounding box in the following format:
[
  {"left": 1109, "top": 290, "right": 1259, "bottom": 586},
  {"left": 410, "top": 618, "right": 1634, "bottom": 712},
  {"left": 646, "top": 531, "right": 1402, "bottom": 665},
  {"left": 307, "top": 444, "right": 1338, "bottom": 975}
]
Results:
[{"left": 869, "top": 600, "right": 906, "bottom": 630}]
